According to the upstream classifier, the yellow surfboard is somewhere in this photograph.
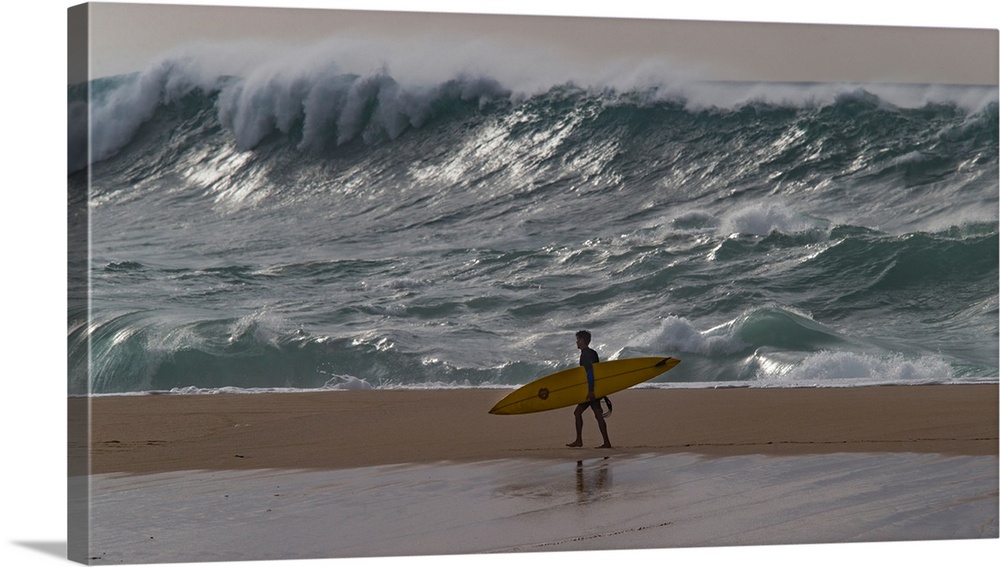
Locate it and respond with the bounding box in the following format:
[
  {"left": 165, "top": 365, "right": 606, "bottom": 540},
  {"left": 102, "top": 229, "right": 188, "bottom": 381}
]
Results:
[{"left": 489, "top": 357, "right": 680, "bottom": 415}]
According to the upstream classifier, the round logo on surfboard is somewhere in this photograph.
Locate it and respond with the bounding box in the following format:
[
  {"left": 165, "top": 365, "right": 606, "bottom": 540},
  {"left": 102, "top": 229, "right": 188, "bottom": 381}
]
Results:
[{"left": 537, "top": 387, "right": 549, "bottom": 400}]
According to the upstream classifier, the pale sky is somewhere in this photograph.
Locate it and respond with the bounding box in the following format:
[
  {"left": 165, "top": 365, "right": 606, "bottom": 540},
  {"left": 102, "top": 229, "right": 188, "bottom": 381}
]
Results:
[{"left": 72, "top": 0, "right": 999, "bottom": 85}]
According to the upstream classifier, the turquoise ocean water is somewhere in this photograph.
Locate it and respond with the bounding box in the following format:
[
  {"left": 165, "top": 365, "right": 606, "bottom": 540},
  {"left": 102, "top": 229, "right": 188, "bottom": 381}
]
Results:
[{"left": 68, "top": 44, "right": 998, "bottom": 395}]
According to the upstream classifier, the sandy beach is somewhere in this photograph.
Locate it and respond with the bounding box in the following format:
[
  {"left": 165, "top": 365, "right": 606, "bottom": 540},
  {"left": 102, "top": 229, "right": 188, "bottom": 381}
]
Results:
[
  {"left": 69, "top": 385, "right": 998, "bottom": 563},
  {"left": 74, "top": 385, "right": 998, "bottom": 475}
]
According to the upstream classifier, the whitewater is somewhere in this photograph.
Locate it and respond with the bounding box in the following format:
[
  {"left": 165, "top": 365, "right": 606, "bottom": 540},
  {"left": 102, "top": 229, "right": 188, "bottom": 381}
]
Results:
[{"left": 67, "top": 41, "right": 999, "bottom": 396}]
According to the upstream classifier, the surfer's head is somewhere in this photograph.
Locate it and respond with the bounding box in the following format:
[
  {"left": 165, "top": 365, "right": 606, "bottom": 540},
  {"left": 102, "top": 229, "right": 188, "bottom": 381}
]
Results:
[{"left": 575, "top": 330, "right": 592, "bottom": 347}]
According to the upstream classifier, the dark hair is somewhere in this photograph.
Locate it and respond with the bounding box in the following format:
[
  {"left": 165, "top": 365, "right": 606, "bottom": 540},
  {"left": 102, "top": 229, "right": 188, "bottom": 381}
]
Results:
[{"left": 576, "top": 330, "right": 592, "bottom": 344}]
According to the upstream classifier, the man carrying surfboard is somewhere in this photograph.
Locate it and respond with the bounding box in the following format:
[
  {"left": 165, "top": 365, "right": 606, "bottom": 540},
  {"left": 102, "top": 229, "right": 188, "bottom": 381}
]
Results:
[{"left": 567, "top": 330, "right": 612, "bottom": 449}]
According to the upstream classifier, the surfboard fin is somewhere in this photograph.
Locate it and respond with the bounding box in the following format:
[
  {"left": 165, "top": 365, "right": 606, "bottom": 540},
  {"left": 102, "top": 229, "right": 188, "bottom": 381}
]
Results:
[{"left": 602, "top": 396, "right": 613, "bottom": 418}]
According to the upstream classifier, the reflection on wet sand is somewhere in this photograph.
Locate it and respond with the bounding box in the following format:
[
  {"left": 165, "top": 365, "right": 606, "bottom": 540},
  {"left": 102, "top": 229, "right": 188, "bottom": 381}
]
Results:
[
  {"left": 85, "top": 453, "right": 998, "bottom": 562},
  {"left": 576, "top": 458, "right": 611, "bottom": 504}
]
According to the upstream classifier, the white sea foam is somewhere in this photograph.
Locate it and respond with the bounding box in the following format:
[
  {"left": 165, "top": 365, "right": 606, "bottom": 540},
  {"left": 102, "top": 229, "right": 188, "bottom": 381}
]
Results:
[
  {"left": 774, "top": 351, "right": 955, "bottom": 383},
  {"left": 718, "top": 202, "right": 818, "bottom": 236},
  {"left": 629, "top": 315, "right": 747, "bottom": 356},
  {"left": 73, "top": 36, "right": 999, "bottom": 174},
  {"left": 322, "top": 374, "right": 375, "bottom": 390}
]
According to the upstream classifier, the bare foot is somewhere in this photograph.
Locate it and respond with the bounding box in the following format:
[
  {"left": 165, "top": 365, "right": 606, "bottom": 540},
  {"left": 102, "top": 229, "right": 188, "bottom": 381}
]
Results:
[
  {"left": 566, "top": 441, "right": 582, "bottom": 447},
  {"left": 596, "top": 443, "right": 612, "bottom": 449}
]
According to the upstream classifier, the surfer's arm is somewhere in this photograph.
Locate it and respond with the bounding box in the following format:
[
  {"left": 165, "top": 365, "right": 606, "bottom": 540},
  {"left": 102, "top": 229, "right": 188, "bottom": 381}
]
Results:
[{"left": 583, "top": 359, "right": 596, "bottom": 397}]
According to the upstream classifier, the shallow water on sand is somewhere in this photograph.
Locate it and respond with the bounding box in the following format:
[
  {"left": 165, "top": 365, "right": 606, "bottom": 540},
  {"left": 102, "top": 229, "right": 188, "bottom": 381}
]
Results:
[{"left": 82, "top": 452, "right": 998, "bottom": 563}]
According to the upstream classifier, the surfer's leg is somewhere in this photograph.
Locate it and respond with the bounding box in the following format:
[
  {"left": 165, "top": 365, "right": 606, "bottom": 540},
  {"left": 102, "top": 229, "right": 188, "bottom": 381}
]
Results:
[
  {"left": 567, "top": 404, "right": 585, "bottom": 447},
  {"left": 591, "top": 403, "right": 612, "bottom": 448}
]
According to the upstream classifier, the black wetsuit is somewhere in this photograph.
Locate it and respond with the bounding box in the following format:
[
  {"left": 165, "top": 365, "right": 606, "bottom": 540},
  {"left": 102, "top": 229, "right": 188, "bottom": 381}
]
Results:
[{"left": 578, "top": 347, "right": 600, "bottom": 410}]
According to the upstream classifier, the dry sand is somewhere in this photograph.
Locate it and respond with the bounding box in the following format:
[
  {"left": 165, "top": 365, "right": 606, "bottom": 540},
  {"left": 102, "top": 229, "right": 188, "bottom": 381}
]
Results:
[{"left": 73, "top": 384, "right": 998, "bottom": 475}]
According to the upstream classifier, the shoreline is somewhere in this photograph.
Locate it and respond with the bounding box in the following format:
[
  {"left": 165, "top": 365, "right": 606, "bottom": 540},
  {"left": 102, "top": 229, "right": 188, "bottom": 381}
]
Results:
[
  {"left": 72, "top": 383, "right": 999, "bottom": 475},
  {"left": 72, "top": 377, "right": 1000, "bottom": 398}
]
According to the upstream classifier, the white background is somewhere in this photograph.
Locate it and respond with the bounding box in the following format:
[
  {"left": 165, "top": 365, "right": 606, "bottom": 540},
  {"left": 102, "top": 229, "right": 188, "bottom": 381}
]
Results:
[{"left": 3, "top": 1, "right": 998, "bottom": 566}]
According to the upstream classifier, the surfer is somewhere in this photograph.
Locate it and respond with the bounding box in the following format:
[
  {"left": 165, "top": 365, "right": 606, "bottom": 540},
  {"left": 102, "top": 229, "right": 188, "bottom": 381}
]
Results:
[{"left": 567, "top": 330, "right": 612, "bottom": 449}]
